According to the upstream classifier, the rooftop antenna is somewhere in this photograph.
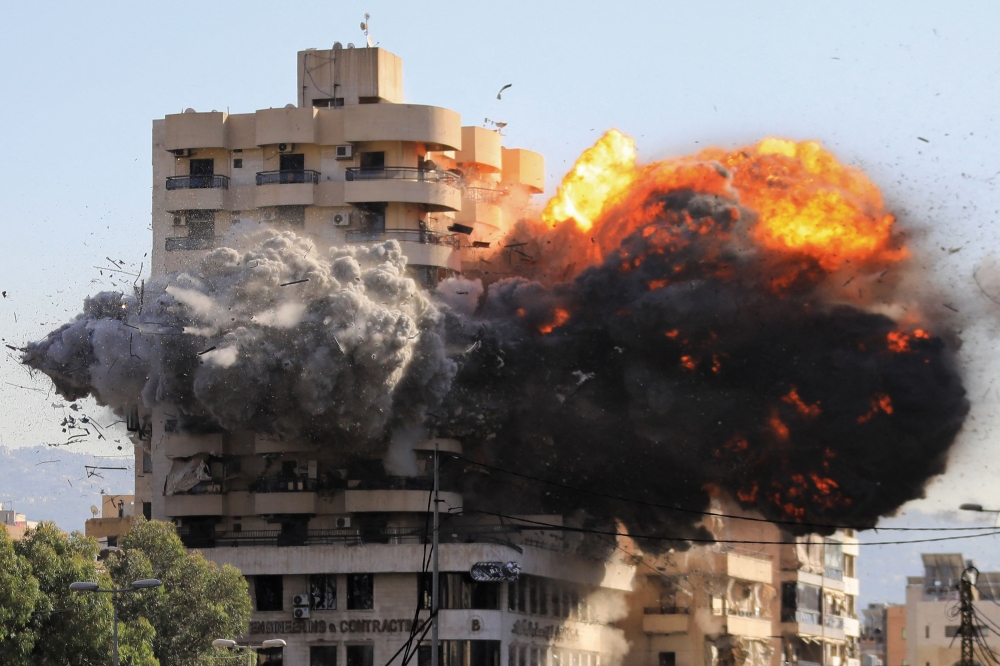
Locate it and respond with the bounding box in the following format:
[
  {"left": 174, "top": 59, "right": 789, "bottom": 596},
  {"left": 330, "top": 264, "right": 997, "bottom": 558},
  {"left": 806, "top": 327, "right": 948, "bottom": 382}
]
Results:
[{"left": 361, "top": 13, "right": 374, "bottom": 48}]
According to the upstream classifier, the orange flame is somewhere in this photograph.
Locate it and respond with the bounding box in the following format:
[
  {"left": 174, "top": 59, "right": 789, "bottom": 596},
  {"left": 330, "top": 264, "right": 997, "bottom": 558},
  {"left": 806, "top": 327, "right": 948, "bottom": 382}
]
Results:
[
  {"left": 538, "top": 308, "right": 570, "bottom": 334},
  {"left": 769, "top": 411, "right": 790, "bottom": 440},
  {"left": 702, "top": 138, "right": 906, "bottom": 271},
  {"left": 858, "top": 393, "right": 894, "bottom": 423},
  {"left": 781, "top": 386, "right": 821, "bottom": 418},
  {"left": 541, "top": 130, "right": 638, "bottom": 231},
  {"left": 887, "top": 329, "right": 929, "bottom": 352}
]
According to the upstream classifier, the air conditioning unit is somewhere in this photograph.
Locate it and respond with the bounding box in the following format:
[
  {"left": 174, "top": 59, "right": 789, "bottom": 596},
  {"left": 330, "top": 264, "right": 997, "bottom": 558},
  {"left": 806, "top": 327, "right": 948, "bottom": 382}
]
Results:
[
  {"left": 333, "top": 212, "right": 352, "bottom": 227},
  {"left": 172, "top": 214, "right": 186, "bottom": 227},
  {"left": 170, "top": 149, "right": 192, "bottom": 157},
  {"left": 292, "top": 594, "right": 310, "bottom": 607},
  {"left": 293, "top": 607, "right": 311, "bottom": 619},
  {"left": 336, "top": 517, "right": 351, "bottom": 528},
  {"left": 277, "top": 143, "right": 295, "bottom": 153},
  {"left": 335, "top": 145, "right": 354, "bottom": 160}
]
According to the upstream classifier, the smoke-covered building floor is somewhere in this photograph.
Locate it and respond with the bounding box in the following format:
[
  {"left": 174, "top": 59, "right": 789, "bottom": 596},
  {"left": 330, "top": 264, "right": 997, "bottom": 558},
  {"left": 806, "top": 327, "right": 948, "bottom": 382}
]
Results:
[{"left": 21, "top": 44, "right": 966, "bottom": 666}]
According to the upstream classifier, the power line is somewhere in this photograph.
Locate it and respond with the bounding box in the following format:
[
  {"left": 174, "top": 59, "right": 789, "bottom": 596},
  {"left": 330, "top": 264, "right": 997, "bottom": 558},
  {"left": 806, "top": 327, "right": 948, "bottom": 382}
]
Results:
[
  {"left": 450, "top": 453, "right": 992, "bottom": 533},
  {"left": 457, "top": 509, "right": 1000, "bottom": 547}
]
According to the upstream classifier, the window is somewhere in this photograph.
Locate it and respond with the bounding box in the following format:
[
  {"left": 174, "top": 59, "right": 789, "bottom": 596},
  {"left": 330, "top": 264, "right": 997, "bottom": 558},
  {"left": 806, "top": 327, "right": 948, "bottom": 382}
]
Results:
[
  {"left": 420, "top": 573, "right": 499, "bottom": 610},
  {"left": 926, "top": 626, "right": 930, "bottom": 638},
  {"left": 255, "top": 575, "right": 283, "bottom": 611},
  {"left": 233, "top": 158, "right": 243, "bottom": 169},
  {"left": 142, "top": 502, "right": 151, "bottom": 520},
  {"left": 359, "top": 151, "right": 385, "bottom": 169},
  {"left": 185, "top": 210, "right": 215, "bottom": 239},
  {"left": 346, "top": 645, "right": 373, "bottom": 666},
  {"left": 279, "top": 153, "right": 305, "bottom": 172},
  {"left": 311, "top": 574, "right": 337, "bottom": 610},
  {"left": 313, "top": 98, "right": 344, "bottom": 108},
  {"left": 781, "top": 581, "right": 821, "bottom": 624},
  {"left": 538, "top": 579, "right": 548, "bottom": 615},
  {"left": 142, "top": 449, "right": 152, "bottom": 474},
  {"left": 945, "top": 626, "right": 961, "bottom": 638},
  {"left": 347, "top": 574, "right": 374, "bottom": 610},
  {"left": 190, "top": 158, "right": 214, "bottom": 176},
  {"left": 659, "top": 653, "right": 676, "bottom": 666},
  {"left": 426, "top": 642, "right": 500, "bottom": 666},
  {"left": 529, "top": 577, "right": 538, "bottom": 614},
  {"left": 311, "top": 646, "right": 338, "bottom": 666},
  {"left": 824, "top": 542, "right": 844, "bottom": 579},
  {"left": 259, "top": 647, "right": 283, "bottom": 665},
  {"left": 358, "top": 96, "right": 380, "bottom": 104}
]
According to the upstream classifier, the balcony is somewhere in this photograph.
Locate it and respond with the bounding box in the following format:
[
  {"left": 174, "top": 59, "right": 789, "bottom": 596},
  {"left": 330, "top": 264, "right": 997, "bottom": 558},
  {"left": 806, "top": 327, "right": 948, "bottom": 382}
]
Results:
[
  {"left": 163, "top": 432, "right": 225, "bottom": 458},
  {"left": 456, "top": 126, "right": 502, "bottom": 171},
  {"left": 165, "top": 236, "right": 221, "bottom": 252},
  {"left": 343, "top": 104, "right": 461, "bottom": 150},
  {"left": 255, "top": 492, "right": 318, "bottom": 515},
  {"left": 164, "top": 494, "right": 225, "bottom": 517},
  {"left": 254, "top": 170, "right": 318, "bottom": 207},
  {"left": 726, "top": 615, "right": 773, "bottom": 638},
  {"left": 344, "top": 168, "right": 462, "bottom": 212},
  {"left": 345, "top": 228, "right": 458, "bottom": 247},
  {"left": 202, "top": 524, "right": 521, "bottom": 549},
  {"left": 85, "top": 516, "right": 134, "bottom": 540},
  {"left": 642, "top": 608, "right": 690, "bottom": 634},
  {"left": 164, "top": 175, "right": 230, "bottom": 212},
  {"left": 344, "top": 489, "right": 463, "bottom": 513}
]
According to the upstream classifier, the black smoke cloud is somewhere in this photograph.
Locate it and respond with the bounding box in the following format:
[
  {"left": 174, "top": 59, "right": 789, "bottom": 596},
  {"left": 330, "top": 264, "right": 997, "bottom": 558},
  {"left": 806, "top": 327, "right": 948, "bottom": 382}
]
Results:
[{"left": 23, "top": 187, "right": 968, "bottom": 555}]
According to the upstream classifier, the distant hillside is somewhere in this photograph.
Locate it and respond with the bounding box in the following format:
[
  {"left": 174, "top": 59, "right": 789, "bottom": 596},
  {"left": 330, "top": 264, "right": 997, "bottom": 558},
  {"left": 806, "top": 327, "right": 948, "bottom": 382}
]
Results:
[{"left": 0, "top": 445, "right": 133, "bottom": 532}]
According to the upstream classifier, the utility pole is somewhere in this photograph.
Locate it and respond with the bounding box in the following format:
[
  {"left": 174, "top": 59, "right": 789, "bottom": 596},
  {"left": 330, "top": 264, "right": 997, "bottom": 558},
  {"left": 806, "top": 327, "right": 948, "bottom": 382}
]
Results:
[
  {"left": 960, "top": 566, "right": 979, "bottom": 666},
  {"left": 431, "top": 442, "right": 440, "bottom": 666}
]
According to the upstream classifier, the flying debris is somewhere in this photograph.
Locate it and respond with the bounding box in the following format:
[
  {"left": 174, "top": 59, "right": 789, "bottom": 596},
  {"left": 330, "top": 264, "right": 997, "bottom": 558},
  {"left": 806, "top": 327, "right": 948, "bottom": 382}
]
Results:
[{"left": 496, "top": 83, "right": 512, "bottom": 100}]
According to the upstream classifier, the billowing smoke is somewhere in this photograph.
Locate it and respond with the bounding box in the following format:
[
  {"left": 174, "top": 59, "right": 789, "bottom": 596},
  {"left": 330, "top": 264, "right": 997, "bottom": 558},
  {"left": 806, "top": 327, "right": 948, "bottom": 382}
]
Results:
[
  {"left": 24, "top": 231, "right": 455, "bottom": 454},
  {"left": 23, "top": 141, "right": 969, "bottom": 556}
]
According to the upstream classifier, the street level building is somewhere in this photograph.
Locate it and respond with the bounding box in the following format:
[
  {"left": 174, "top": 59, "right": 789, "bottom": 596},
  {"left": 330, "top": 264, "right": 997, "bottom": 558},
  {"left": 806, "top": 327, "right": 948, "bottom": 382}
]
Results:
[
  {"left": 619, "top": 504, "right": 861, "bottom": 666},
  {"left": 84, "top": 493, "right": 136, "bottom": 548},
  {"left": 137, "top": 42, "right": 642, "bottom": 666},
  {"left": 1, "top": 502, "right": 37, "bottom": 540}
]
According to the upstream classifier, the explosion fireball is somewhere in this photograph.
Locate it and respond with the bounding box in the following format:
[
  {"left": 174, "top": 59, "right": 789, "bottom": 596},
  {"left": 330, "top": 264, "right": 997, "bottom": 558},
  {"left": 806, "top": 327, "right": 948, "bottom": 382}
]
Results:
[{"left": 23, "top": 130, "right": 968, "bottom": 555}]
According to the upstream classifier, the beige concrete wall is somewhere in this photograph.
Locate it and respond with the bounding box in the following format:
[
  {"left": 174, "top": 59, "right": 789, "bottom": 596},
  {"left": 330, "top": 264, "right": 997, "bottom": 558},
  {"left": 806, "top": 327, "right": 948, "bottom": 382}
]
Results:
[
  {"left": 256, "top": 107, "right": 318, "bottom": 146},
  {"left": 164, "top": 111, "right": 226, "bottom": 150},
  {"left": 456, "top": 126, "right": 502, "bottom": 171},
  {"left": 164, "top": 494, "right": 225, "bottom": 517},
  {"left": 886, "top": 605, "right": 906, "bottom": 666},
  {"left": 85, "top": 516, "right": 134, "bottom": 539},
  {"left": 502, "top": 148, "right": 545, "bottom": 193},
  {"left": 164, "top": 433, "right": 226, "bottom": 458},
  {"left": 256, "top": 492, "right": 318, "bottom": 515},
  {"left": 297, "top": 47, "right": 403, "bottom": 108},
  {"left": 344, "top": 104, "right": 461, "bottom": 150},
  {"left": 344, "top": 179, "right": 461, "bottom": 212}
]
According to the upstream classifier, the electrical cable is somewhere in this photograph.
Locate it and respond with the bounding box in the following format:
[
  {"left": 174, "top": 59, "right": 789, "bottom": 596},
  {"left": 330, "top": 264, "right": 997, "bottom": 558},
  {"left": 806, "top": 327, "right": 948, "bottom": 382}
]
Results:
[
  {"left": 449, "top": 454, "right": 995, "bottom": 533},
  {"left": 456, "top": 509, "right": 1000, "bottom": 547}
]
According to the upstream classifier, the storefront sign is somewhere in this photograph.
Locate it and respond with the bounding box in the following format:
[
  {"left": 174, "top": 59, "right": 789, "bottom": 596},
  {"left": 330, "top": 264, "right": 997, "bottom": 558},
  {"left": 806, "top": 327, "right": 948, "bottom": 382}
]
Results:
[
  {"left": 511, "top": 619, "right": 580, "bottom": 642},
  {"left": 249, "top": 618, "right": 415, "bottom": 635}
]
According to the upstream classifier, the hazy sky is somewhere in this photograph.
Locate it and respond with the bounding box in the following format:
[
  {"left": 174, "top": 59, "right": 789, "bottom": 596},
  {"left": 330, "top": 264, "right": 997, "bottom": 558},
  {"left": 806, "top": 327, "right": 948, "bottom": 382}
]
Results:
[{"left": 2, "top": 1, "right": 1000, "bottom": 603}]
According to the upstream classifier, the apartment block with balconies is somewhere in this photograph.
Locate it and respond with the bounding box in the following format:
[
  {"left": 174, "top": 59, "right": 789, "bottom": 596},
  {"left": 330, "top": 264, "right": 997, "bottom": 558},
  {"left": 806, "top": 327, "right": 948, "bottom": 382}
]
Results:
[{"left": 151, "top": 44, "right": 543, "bottom": 286}]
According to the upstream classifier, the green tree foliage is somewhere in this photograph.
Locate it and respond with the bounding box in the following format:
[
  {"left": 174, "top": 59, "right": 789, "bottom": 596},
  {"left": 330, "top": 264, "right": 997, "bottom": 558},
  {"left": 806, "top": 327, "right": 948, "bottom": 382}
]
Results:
[
  {"left": 0, "top": 527, "right": 42, "bottom": 664},
  {"left": 106, "top": 518, "right": 252, "bottom": 666},
  {"left": 3, "top": 519, "right": 251, "bottom": 666}
]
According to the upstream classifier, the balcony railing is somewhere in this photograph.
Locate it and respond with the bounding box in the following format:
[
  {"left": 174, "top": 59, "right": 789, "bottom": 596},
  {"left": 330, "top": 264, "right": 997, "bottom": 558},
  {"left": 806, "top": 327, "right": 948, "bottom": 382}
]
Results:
[
  {"left": 463, "top": 186, "right": 506, "bottom": 204},
  {"left": 182, "top": 524, "right": 523, "bottom": 549},
  {"left": 166, "top": 175, "right": 230, "bottom": 190},
  {"left": 345, "top": 167, "right": 461, "bottom": 187},
  {"left": 824, "top": 615, "right": 845, "bottom": 629},
  {"left": 165, "top": 236, "right": 221, "bottom": 251},
  {"left": 255, "top": 170, "right": 320, "bottom": 185},
  {"left": 643, "top": 606, "right": 691, "bottom": 615},
  {"left": 345, "top": 228, "right": 459, "bottom": 248},
  {"left": 782, "top": 610, "right": 822, "bottom": 625}
]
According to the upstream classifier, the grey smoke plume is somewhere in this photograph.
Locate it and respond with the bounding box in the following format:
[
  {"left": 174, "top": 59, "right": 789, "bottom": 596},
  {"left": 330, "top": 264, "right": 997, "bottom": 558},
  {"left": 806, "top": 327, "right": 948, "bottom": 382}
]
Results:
[{"left": 24, "top": 230, "right": 455, "bottom": 453}]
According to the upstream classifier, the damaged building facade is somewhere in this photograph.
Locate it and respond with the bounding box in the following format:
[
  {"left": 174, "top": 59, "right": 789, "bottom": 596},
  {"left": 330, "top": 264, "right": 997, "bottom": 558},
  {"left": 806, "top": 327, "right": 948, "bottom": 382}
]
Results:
[
  {"left": 135, "top": 43, "right": 638, "bottom": 666},
  {"left": 619, "top": 506, "right": 861, "bottom": 666}
]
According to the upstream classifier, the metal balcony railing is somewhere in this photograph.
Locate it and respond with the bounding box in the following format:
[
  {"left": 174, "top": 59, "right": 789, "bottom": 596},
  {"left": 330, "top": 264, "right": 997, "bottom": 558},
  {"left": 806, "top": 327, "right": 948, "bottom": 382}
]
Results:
[
  {"left": 345, "top": 228, "right": 459, "bottom": 248},
  {"left": 185, "top": 524, "right": 524, "bottom": 549},
  {"left": 165, "top": 236, "right": 221, "bottom": 251},
  {"left": 165, "top": 175, "right": 230, "bottom": 190},
  {"left": 643, "top": 606, "right": 691, "bottom": 615},
  {"left": 345, "top": 167, "right": 461, "bottom": 187},
  {"left": 463, "top": 186, "right": 506, "bottom": 204},
  {"left": 255, "top": 170, "right": 320, "bottom": 185},
  {"left": 824, "top": 615, "right": 845, "bottom": 629},
  {"left": 781, "top": 609, "right": 822, "bottom": 625}
]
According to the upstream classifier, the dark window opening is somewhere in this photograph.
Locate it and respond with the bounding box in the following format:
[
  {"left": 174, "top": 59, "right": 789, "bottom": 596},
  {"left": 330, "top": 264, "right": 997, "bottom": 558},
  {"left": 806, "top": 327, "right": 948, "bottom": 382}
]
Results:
[
  {"left": 277, "top": 206, "right": 306, "bottom": 227},
  {"left": 142, "top": 502, "right": 151, "bottom": 520},
  {"left": 278, "top": 520, "right": 308, "bottom": 547},
  {"left": 233, "top": 158, "right": 243, "bottom": 169},
  {"left": 359, "top": 152, "right": 385, "bottom": 169},
  {"left": 314, "top": 98, "right": 345, "bottom": 108},
  {"left": 142, "top": 449, "right": 152, "bottom": 474},
  {"left": 310, "top": 574, "right": 337, "bottom": 610},
  {"left": 420, "top": 641, "right": 500, "bottom": 666},
  {"left": 259, "top": 646, "right": 284, "bottom": 665},
  {"left": 356, "top": 203, "right": 386, "bottom": 233},
  {"left": 358, "top": 96, "right": 380, "bottom": 104},
  {"left": 106, "top": 535, "right": 118, "bottom": 547},
  {"left": 420, "top": 573, "right": 499, "bottom": 611},
  {"left": 185, "top": 210, "right": 215, "bottom": 239},
  {"left": 188, "top": 159, "right": 215, "bottom": 189},
  {"left": 347, "top": 574, "right": 374, "bottom": 609},
  {"left": 255, "top": 575, "right": 284, "bottom": 611},
  {"left": 781, "top": 581, "right": 821, "bottom": 624},
  {"left": 233, "top": 523, "right": 242, "bottom": 532},
  {"left": 279, "top": 153, "right": 305, "bottom": 172},
  {"left": 659, "top": 653, "right": 677, "bottom": 666},
  {"left": 311, "top": 646, "right": 338, "bottom": 666},
  {"left": 347, "top": 645, "right": 373, "bottom": 666}
]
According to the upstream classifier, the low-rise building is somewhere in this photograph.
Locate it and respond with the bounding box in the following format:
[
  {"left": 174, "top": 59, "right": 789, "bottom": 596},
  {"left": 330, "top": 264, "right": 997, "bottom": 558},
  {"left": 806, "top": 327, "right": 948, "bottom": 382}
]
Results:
[
  {"left": 84, "top": 494, "right": 136, "bottom": 548},
  {"left": 1, "top": 502, "right": 37, "bottom": 540}
]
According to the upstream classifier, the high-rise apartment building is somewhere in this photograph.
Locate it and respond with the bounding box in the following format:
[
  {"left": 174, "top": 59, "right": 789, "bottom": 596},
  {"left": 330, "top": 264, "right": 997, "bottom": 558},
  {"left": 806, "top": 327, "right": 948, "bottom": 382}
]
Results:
[
  {"left": 137, "top": 43, "right": 637, "bottom": 666},
  {"left": 618, "top": 505, "right": 861, "bottom": 666}
]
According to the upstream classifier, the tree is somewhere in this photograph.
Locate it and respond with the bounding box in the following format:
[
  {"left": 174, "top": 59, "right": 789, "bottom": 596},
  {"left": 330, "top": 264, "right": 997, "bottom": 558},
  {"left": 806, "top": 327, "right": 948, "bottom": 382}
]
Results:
[
  {"left": 0, "top": 527, "right": 41, "bottom": 664},
  {"left": 5, "top": 519, "right": 250, "bottom": 666},
  {"left": 106, "top": 518, "right": 252, "bottom": 666}
]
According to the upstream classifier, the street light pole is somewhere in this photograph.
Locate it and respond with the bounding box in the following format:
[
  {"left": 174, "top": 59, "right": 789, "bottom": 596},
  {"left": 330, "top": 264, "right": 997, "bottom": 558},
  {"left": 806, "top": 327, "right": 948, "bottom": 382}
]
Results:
[{"left": 69, "top": 578, "right": 162, "bottom": 666}]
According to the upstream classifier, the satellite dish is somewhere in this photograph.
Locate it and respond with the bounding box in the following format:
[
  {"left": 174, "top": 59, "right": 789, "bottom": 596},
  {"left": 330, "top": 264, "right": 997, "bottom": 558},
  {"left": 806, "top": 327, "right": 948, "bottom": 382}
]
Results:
[
  {"left": 333, "top": 42, "right": 343, "bottom": 50},
  {"left": 90, "top": 505, "right": 99, "bottom": 517},
  {"left": 184, "top": 108, "right": 196, "bottom": 114},
  {"left": 360, "top": 22, "right": 367, "bottom": 30},
  {"left": 366, "top": 35, "right": 374, "bottom": 48},
  {"left": 285, "top": 103, "right": 295, "bottom": 109},
  {"left": 347, "top": 43, "right": 355, "bottom": 49}
]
